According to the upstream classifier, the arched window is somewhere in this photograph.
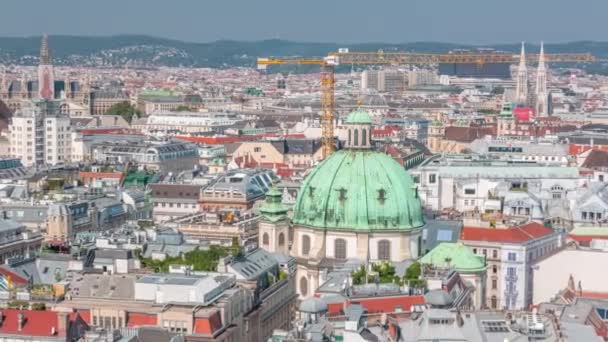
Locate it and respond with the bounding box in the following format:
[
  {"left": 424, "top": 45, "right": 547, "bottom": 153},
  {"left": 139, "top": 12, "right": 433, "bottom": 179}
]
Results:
[
  {"left": 491, "top": 296, "right": 498, "bottom": 309},
  {"left": 262, "top": 233, "right": 269, "bottom": 246},
  {"left": 362, "top": 129, "right": 367, "bottom": 146},
  {"left": 302, "top": 235, "right": 311, "bottom": 255},
  {"left": 278, "top": 233, "right": 285, "bottom": 247},
  {"left": 300, "top": 276, "right": 308, "bottom": 297},
  {"left": 348, "top": 129, "right": 352, "bottom": 146},
  {"left": 354, "top": 129, "right": 359, "bottom": 147},
  {"left": 334, "top": 239, "right": 347, "bottom": 259},
  {"left": 378, "top": 240, "right": 391, "bottom": 260}
]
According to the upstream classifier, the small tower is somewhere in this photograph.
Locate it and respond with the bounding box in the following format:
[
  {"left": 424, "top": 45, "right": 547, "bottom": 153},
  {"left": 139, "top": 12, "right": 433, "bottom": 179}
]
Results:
[
  {"left": 535, "top": 42, "right": 549, "bottom": 117},
  {"left": 515, "top": 42, "right": 528, "bottom": 105},
  {"left": 497, "top": 102, "right": 516, "bottom": 136},
  {"left": 258, "top": 187, "right": 290, "bottom": 254},
  {"left": 20, "top": 73, "right": 28, "bottom": 99},
  {"left": 427, "top": 120, "right": 445, "bottom": 153},
  {"left": 0, "top": 66, "right": 5, "bottom": 98},
  {"left": 344, "top": 109, "right": 373, "bottom": 149},
  {"left": 46, "top": 204, "right": 72, "bottom": 242}
]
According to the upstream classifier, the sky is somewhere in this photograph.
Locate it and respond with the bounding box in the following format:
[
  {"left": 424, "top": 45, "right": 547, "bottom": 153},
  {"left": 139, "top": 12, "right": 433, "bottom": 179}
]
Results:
[{"left": 1, "top": 0, "right": 606, "bottom": 44}]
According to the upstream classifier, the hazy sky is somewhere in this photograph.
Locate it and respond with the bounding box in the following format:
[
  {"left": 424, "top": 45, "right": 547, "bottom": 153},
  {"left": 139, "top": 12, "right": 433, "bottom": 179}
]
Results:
[{"left": 2, "top": 0, "right": 606, "bottom": 44}]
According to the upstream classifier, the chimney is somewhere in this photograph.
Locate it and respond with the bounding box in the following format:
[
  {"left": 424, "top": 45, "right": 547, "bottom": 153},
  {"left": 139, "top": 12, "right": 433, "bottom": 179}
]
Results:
[
  {"left": 57, "top": 312, "right": 70, "bottom": 337},
  {"left": 17, "top": 312, "right": 24, "bottom": 331}
]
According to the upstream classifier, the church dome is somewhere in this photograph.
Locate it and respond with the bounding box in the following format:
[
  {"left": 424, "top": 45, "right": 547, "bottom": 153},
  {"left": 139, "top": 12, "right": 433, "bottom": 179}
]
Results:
[{"left": 292, "top": 110, "right": 424, "bottom": 231}]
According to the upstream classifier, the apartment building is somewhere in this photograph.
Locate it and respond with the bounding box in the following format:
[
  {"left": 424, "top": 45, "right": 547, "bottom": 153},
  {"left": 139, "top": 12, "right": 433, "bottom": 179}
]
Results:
[{"left": 9, "top": 100, "right": 71, "bottom": 167}]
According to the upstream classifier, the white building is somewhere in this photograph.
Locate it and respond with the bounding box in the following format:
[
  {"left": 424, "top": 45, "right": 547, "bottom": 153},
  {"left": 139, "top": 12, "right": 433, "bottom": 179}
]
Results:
[
  {"left": 131, "top": 111, "right": 238, "bottom": 134},
  {"left": 532, "top": 249, "right": 608, "bottom": 305},
  {"left": 411, "top": 157, "right": 581, "bottom": 212},
  {"left": 9, "top": 100, "right": 72, "bottom": 167},
  {"left": 460, "top": 222, "right": 564, "bottom": 310}
]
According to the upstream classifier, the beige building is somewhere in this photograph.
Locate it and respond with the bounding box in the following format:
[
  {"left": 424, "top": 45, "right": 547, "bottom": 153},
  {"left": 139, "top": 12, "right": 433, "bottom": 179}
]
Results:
[{"left": 229, "top": 139, "right": 324, "bottom": 168}]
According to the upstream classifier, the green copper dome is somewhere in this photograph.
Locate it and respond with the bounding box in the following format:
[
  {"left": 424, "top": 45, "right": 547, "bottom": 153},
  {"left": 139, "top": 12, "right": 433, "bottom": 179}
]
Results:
[
  {"left": 420, "top": 243, "right": 486, "bottom": 273},
  {"left": 345, "top": 109, "right": 373, "bottom": 125},
  {"left": 292, "top": 149, "right": 424, "bottom": 231}
]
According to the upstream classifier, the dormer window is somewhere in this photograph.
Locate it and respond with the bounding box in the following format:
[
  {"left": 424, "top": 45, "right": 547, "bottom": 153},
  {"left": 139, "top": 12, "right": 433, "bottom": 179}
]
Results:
[
  {"left": 308, "top": 186, "right": 315, "bottom": 198},
  {"left": 378, "top": 188, "right": 386, "bottom": 203}
]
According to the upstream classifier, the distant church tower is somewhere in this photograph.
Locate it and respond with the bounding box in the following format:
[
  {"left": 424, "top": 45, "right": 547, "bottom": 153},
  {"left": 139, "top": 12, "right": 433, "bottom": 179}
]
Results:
[
  {"left": 38, "top": 34, "right": 55, "bottom": 100},
  {"left": 535, "top": 42, "right": 549, "bottom": 117},
  {"left": 515, "top": 42, "right": 528, "bottom": 106}
]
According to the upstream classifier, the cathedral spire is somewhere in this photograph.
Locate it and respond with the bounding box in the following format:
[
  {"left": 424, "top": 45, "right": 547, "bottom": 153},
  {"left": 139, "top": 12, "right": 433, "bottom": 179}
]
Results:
[
  {"left": 38, "top": 34, "right": 55, "bottom": 99},
  {"left": 515, "top": 41, "right": 528, "bottom": 105},
  {"left": 40, "top": 34, "right": 51, "bottom": 65},
  {"left": 536, "top": 41, "right": 549, "bottom": 117}
]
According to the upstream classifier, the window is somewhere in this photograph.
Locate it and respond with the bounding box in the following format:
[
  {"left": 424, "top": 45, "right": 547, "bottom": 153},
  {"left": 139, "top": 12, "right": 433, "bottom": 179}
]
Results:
[
  {"left": 429, "top": 174, "right": 437, "bottom": 184},
  {"left": 378, "top": 240, "right": 391, "bottom": 260},
  {"left": 278, "top": 233, "right": 285, "bottom": 247},
  {"left": 348, "top": 129, "right": 352, "bottom": 146},
  {"left": 254, "top": 147, "right": 261, "bottom": 152},
  {"left": 492, "top": 278, "right": 497, "bottom": 289},
  {"left": 436, "top": 230, "right": 453, "bottom": 242},
  {"left": 334, "top": 238, "right": 347, "bottom": 259},
  {"left": 302, "top": 235, "right": 311, "bottom": 255},
  {"left": 491, "top": 296, "right": 497, "bottom": 309},
  {"left": 600, "top": 175, "right": 605, "bottom": 182},
  {"left": 354, "top": 129, "right": 359, "bottom": 146},
  {"left": 465, "top": 188, "right": 476, "bottom": 195},
  {"left": 492, "top": 250, "right": 498, "bottom": 259},
  {"left": 362, "top": 129, "right": 367, "bottom": 146},
  {"left": 262, "top": 233, "right": 269, "bottom": 246},
  {"left": 493, "top": 265, "right": 497, "bottom": 274},
  {"left": 507, "top": 252, "right": 517, "bottom": 261},
  {"left": 300, "top": 277, "right": 308, "bottom": 296},
  {"left": 582, "top": 211, "right": 588, "bottom": 220}
]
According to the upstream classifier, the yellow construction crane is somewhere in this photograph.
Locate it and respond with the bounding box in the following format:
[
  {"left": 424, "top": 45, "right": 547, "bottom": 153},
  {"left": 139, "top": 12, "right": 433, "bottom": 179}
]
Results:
[{"left": 258, "top": 50, "right": 596, "bottom": 158}]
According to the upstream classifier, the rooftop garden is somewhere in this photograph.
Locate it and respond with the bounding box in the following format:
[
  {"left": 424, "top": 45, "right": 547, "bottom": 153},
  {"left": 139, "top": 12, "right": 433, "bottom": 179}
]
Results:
[{"left": 351, "top": 261, "right": 426, "bottom": 288}]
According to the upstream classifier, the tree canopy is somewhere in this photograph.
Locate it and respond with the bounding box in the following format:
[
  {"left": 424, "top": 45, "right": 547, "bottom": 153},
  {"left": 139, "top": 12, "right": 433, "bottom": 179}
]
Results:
[
  {"left": 105, "top": 101, "right": 140, "bottom": 124},
  {"left": 140, "top": 246, "right": 231, "bottom": 273}
]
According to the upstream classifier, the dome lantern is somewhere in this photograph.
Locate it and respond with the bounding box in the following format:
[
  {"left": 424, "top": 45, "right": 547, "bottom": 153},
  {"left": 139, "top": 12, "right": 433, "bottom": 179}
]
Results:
[{"left": 344, "top": 109, "right": 373, "bottom": 150}]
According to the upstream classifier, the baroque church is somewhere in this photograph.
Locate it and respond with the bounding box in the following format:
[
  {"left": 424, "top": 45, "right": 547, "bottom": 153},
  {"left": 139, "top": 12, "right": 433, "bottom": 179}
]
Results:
[{"left": 258, "top": 109, "right": 425, "bottom": 298}]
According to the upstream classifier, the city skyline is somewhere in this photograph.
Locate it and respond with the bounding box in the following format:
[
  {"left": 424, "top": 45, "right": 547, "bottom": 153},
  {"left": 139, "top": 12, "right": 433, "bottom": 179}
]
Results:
[{"left": 1, "top": 0, "right": 607, "bottom": 44}]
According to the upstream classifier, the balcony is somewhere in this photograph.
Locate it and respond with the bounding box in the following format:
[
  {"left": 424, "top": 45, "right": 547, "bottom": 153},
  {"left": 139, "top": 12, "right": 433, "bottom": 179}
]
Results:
[{"left": 505, "top": 274, "right": 518, "bottom": 282}]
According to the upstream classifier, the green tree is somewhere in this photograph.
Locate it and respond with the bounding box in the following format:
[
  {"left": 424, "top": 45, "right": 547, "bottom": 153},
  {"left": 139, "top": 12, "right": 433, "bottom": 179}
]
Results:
[
  {"left": 175, "top": 105, "right": 192, "bottom": 112},
  {"left": 105, "top": 101, "right": 141, "bottom": 124},
  {"left": 405, "top": 261, "right": 421, "bottom": 280}
]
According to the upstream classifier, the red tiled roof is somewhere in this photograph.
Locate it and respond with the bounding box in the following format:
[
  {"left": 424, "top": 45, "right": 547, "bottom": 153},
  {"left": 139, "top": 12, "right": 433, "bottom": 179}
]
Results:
[
  {"left": 568, "top": 234, "right": 608, "bottom": 243},
  {"left": 581, "top": 291, "right": 608, "bottom": 300},
  {"left": 0, "top": 309, "right": 59, "bottom": 337},
  {"left": 460, "top": 222, "right": 554, "bottom": 243},
  {"left": 352, "top": 295, "right": 425, "bottom": 314},
  {"left": 176, "top": 133, "right": 306, "bottom": 145},
  {"left": 193, "top": 311, "right": 223, "bottom": 335},
  {"left": 127, "top": 312, "right": 157, "bottom": 327},
  {"left": 0, "top": 268, "right": 28, "bottom": 286},
  {"left": 69, "top": 310, "right": 91, "bottom": 325},
  {"left": 79, "top": 172, "right": 124, "bottom": 179}
]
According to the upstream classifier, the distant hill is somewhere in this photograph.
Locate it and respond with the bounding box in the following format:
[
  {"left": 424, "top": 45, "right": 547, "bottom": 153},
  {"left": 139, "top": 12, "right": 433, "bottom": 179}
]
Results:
[{"left": 0, "top": 35, "right": 606, "bottom": 70}]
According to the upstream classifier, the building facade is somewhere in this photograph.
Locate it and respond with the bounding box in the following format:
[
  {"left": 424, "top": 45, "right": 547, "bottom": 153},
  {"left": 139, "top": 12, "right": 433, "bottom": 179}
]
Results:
[{"left": 9, "top": 100, "right": 72, "bottom": 166}]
